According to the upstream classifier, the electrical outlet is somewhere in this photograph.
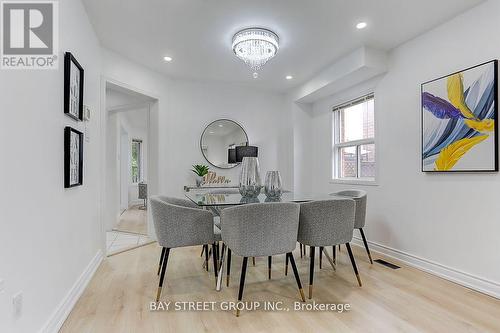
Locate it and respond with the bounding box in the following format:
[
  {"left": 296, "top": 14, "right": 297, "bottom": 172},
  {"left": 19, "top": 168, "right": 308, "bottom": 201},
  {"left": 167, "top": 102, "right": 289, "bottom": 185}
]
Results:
[
  {"left": 12, "top": 292, "right": 23, "bottom": 318},
  {"left": 0, "top": 279, "right": 5, "bottom": 293}
]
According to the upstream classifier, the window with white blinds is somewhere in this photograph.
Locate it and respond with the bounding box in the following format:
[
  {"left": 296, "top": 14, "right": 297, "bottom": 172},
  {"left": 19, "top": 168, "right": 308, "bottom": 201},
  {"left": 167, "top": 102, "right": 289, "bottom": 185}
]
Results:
[{"left": 332, "top": 94, "right": 376, "bottom": 181}]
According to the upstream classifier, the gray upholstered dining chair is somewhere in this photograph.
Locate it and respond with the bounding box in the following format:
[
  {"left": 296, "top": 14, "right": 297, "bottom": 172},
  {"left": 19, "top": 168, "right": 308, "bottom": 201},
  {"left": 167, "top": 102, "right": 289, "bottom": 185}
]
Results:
[
  {"left": 220, "top": 202, "right": 305, "bottom": 317},
  {"left": 333, "top": 190, "right": 372, "bottom": 264},
  {"left": 165, "top": 193, "right": 221, "bottom": 265},
  {"left": 138, "top": 182, "right": 148, "bottom": 209},
  {"left": 298, "top": 199, "right": 361, "bottom": 299},
  {"left": 150, "top": 196, "right": 221, "bottom": 301}
]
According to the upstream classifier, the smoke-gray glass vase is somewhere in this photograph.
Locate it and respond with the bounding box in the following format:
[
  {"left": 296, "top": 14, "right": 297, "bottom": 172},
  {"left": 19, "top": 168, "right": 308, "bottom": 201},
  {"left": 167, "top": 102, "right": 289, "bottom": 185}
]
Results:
[
  {"left": 264, "top": 171, "right": 282, "bottom": 199},
  {"left": 239, "top": 157, "right": 262, "bottom": 198}
]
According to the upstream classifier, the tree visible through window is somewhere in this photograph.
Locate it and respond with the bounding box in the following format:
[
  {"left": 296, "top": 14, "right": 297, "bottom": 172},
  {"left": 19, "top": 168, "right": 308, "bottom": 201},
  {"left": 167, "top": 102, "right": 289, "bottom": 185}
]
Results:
[
  {"left": 332, "top": 95, "right": 375, "bottom": 181},
  {"left": 131, "top": 139, "right": 142, "bottom": 183}
]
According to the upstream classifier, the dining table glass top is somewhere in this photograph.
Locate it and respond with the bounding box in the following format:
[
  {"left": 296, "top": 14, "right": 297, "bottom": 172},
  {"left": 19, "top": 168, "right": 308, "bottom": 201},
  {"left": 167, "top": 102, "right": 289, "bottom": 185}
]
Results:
[{"left": 185, "top": 190, "right": 337, "bottom": 207}]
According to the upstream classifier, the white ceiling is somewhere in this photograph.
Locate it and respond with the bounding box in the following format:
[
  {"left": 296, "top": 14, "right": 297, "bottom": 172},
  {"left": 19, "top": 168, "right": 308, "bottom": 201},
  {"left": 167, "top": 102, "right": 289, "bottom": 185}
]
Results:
[{"left": 83, "top": 0, "right": 483, "bottom": 92}]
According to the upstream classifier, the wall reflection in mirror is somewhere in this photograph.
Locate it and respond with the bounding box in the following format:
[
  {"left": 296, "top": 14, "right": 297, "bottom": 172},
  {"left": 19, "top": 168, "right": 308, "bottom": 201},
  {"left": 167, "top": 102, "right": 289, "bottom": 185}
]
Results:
[{"left": 200, "top": 119, "right": 248, "bottom": 169}]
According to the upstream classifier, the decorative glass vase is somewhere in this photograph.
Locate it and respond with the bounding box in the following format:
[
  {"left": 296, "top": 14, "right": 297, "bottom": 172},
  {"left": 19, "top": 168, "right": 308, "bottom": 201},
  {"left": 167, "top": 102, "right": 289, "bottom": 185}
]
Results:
[
  {"left": 239, "top": 157, "right": 262, "bottom": 198},
  {"left": 264, "top": 171, "right": 282, "bottom": 199}
]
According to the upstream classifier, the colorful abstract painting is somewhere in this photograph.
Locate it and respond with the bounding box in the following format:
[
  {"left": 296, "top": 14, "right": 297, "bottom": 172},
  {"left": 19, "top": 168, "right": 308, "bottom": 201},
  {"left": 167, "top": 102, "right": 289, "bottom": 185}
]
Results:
[{"left": 422, "top": 60, "right": 498, "bottom": 172}]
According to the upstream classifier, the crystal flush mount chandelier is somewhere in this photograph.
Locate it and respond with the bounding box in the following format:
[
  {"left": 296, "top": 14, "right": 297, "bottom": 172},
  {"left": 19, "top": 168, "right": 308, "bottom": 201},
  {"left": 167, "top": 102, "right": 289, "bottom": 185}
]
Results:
[{"left": 232, "top": 28, "right": 279, "bottom": 78}]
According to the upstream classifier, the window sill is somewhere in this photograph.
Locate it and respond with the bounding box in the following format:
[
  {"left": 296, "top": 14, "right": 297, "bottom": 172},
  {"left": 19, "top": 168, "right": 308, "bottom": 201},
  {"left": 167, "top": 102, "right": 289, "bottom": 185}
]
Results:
[{"left": 330, "top": 178, "right": 378, "bottom": 186}]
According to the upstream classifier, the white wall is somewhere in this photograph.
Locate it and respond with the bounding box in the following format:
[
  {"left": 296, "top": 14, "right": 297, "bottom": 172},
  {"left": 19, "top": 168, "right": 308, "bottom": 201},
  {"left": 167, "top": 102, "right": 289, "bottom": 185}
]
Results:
[
  {"left": 119, "top": 127, "right": 129, "bottom": 211},
  {"left": 101, "top": 49, "right": 293, "bottom": 197},
  {"left": 168, "top": 79, "right": 293, "bottom": 194},
  {"left": 291, "top": 101, "right": 313, "bottom": 194},
  {"left": 301, "top": 0, "right": 500, "bottom": 297},
  {"left": 0, "top": 0, "right": 102, "bottom": 332}
]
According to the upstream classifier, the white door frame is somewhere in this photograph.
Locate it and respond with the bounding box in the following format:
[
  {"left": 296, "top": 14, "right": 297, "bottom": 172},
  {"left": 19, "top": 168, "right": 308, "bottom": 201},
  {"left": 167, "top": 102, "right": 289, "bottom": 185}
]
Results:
[{"left": 99, "top": 76, "right": 159, "bottom": 254}]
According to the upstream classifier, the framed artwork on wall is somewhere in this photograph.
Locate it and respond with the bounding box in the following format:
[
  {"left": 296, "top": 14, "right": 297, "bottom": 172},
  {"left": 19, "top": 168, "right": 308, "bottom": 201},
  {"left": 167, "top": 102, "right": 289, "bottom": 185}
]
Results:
[
  {"left": 64, "top": 127, "right": 83, "bottom": 188},
  {"left": 64, "top": 52, "right": 84, "bottom": 121},
  {"left": 421, "top": 60, "right": 498, "bottom": 172}
]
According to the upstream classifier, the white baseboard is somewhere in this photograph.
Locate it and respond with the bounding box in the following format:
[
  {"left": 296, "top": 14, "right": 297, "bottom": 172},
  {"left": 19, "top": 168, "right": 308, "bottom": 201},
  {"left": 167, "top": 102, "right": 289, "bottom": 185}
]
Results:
[
  {"left": 351, "top": 236, "right": 500, "bottom": 299},
  {"left": 39, "top": 250, "right": 103, "bottom": 333}
]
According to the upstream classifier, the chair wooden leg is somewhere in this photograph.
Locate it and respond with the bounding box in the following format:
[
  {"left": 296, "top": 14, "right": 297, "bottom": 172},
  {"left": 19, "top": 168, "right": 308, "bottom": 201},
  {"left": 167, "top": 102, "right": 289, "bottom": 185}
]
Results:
[
  {"left": 287, "top": 253, "right": 306, "bottom": 302},
  {"left": 252, "top": 257, "right": 256, "bottom": 266},
  {"left": 345, "top": 243, "right": 362, "bottom": 287},
  {"left": 157, "top": 247, "right": 166, "bottom": 275},
  {"left": 226, "top": 248, "right": 232, "bottom": 287},
  {"left": 359, "top": 228, "right": 373, "bottom": 264},
  {"left": 319, "top": 246, "right": 323, "bottom": 269},
  {"left": 156, "top": 247, "right": 170, "bottom": 301},
  {"left": 219, "top": 243, "right": 226, "bottom": 270},
  {"left": 200, "top": 246, "right": 204, "bottom": 257},
  {"left": 268, "top": 256, "right": 272, "bottom": 279},
  {"left": 309, "top": 246, "right": 315, "bottom": 299},
  {"left": 236, "top": 257, "right": 249, "bottom": 317},
  {"left": 216, "top": 242, "right": 220, "bottom": 263},
  {"left": 212, "top": 243, "right": 218, "bottom": 286},
  {"left": 285, "top": 253, "right": 289, "bottom": 276},
  {"left": 332, "top": 245, "right": 336, "bottom": 265},
  {"left": 300, "top": 243, "right": 303, "bottom": 258},
  {"left": 204, "top": 244, "right": 209, "bottom": 272}
]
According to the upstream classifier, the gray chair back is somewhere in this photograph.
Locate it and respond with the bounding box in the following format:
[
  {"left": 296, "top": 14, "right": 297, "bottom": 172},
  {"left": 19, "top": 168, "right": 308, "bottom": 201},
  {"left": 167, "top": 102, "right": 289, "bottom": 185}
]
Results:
[
  {"left": 150, "top": 196, "right": 215, "bottom": 248},
  {"left": 220, "top": 202, "right": 300, "bottom": 257},
  {"left": 334, "top": 190, "right": 367, "bottom": 229},
  {"left": 157, "top": 195, "right": 200, "bottom": 209},
  {"left": 298, "top": 199, "right": 355, "bottom": 247}
]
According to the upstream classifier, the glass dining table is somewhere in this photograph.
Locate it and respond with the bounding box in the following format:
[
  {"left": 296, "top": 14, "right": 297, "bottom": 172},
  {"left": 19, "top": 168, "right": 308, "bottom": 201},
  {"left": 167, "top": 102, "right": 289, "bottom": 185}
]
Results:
[
  {"left": 184, "top": 189, "right": 339, "bottom": 291},
  {"left": 184, "top": 190, "right": 336, "bottom": 209}
]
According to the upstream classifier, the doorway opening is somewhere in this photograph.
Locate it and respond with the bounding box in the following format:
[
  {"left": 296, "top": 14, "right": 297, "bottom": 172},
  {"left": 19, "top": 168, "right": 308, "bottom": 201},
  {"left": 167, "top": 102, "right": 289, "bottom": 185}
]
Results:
[{"left": 103, "top": 81, "right": 157, "bottom": 256}]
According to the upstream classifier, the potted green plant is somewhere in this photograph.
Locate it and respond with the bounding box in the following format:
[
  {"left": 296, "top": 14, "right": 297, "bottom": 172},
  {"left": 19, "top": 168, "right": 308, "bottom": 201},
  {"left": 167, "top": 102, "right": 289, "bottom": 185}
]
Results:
[{"left": 191, "top": 164, "right": 209, "bottom": 187}]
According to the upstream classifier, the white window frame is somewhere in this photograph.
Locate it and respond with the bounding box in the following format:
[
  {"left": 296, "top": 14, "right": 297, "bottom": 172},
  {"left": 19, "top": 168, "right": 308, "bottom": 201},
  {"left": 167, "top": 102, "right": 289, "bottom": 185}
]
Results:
[
  {"left": 331, "top": 94, "right": 377, "bottom": 186},
  {"left": 131, "top": 139, "right": 143, "bottom": 184}
]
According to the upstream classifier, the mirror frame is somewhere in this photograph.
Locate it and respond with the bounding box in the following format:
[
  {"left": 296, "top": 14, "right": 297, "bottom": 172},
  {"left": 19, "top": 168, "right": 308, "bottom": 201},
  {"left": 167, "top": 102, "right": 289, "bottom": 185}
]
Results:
[{"left": 200, "top": 119, "right": 249, "bottom": 169}]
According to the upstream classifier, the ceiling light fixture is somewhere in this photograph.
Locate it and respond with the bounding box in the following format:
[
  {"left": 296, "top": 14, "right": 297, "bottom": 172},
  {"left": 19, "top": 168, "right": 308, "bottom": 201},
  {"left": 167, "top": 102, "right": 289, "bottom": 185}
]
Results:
[
  {"left": 232, "top": 28, "right": 279, "bottom": 76},
  {"left": 356, "top": 22, "right": 367, "bottom": 29},
  {"left": 163, "top": 56, "right": 173, "bottom": 62},
  {"left": 286, "top": 75, "right": 293, "bottom": 80}
]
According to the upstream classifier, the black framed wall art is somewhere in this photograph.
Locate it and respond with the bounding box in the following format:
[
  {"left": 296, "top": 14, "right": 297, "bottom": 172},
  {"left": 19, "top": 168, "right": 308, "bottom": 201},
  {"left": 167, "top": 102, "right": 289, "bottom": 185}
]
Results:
[
  {"left": 64, "top": 52, "right": 84, "bottom": 121},
  {"left": 421, "top": 60, "right": 498, "bottom": 172},
  {"left": 64, "top": 127, "right": 83, "bottom": 188}
]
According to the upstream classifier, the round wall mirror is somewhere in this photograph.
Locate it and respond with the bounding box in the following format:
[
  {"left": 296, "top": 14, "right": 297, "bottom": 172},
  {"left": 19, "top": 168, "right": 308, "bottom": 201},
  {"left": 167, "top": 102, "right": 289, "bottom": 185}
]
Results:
[{"left": 200, "top": 119, "right": 248, "bottom": 169}]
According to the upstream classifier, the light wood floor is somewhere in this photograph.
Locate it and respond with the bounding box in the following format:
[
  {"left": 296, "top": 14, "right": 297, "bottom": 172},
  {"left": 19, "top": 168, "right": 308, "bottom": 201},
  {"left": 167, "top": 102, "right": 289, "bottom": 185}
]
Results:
[
  {"left": 61, "top": 243, "right": 500, "bottom": 333},
  {"left": 114, "top": 205, "right": 147, "bottom": 235}
]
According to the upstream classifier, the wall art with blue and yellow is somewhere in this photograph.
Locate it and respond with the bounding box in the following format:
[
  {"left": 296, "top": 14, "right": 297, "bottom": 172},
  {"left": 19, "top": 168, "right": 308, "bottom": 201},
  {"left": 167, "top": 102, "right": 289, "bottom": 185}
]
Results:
[{"left": 422, "top": 60, "right": 498, "bottom": 172}]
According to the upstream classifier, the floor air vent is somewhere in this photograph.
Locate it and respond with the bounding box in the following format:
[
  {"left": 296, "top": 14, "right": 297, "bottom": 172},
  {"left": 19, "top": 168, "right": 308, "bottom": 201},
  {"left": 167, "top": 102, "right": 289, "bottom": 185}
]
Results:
[{"left": 374, "top": 259, "right": 400, "bottom": 270}]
